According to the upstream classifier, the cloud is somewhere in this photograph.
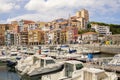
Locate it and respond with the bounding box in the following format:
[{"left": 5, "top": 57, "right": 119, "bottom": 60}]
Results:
[
  {"left": 24, "top": 0, "right": 120, "bottom": 22},
  {"left": 7, "top": 14, "right": 41, "bottom": 22},
  {"left": 0, "top": 0, "right": 21, "bottom": 13},
  {"left": 3, "top": 0, "right": 120, "bottom": 24},
  {"left": 7, "top": 10, "right": 71, "bottom": 23},
  {"left": 14, "top": 5, "right": 20, "bottom": 9},
  {"left": 24, "top": 0, "right": 120, "bottom": 13},
  {"left": 0, "top": 20, "right": 6, "bottom": 24}
]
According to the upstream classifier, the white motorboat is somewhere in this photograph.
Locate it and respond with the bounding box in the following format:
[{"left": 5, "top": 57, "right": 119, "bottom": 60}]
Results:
[
  {"left": 0, "top": 49, "right": 21, "bottom": 61},
  {"left": 108, "top": 54, "right": 120, "bottom": 66},
  {"left": 42, "top": 61, "right": 117, "bottom": 80},
  {"left": 15, "top": 55, "right": 35, "bottom": 73},
  {"left": 42, "top": 60, "right": 84, "bottom": 80},
  {"left": 26, "top": 57, "right": 64, "bottom": 77}
]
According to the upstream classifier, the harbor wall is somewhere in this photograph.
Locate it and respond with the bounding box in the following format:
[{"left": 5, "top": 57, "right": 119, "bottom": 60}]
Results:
[{"left": 82, "top": 44, "right": 120, "bottom": 54}]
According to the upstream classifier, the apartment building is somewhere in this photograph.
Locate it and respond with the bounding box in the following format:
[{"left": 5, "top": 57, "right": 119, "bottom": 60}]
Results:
[
  {"left": 53, "top": 29, "right": 61, "bottom": 44},
  {"left": 27, "top": 23, "right": 38, "bottom": 31},
  {"left": 0, "top": 24, "right": 6, "bottom": 45},
  {"left": 61, "top": 29, "right": 67, "bottom": 44},
  {"left": 91, "top": 24, "right": 112, "bottom": 36},
  {"left": 0, "top": 24, "right": 13, "bottom": 45},
  {"left": 53, "top": 29, "right": 67, "bottom": 44},
  {"left": 14, "top": 33, "right": 20, "bottom": 46},
  {"left": 28, "top": 30, "right": 44, "bottom": 45},
  {"left": 66, "top": 27, "right": 78, "bottom": 44},
  {"left": 18, "top": 20, "right": 35, "bottom": 32},
  {"left": 5, "top": 30, "right": 14, "bottom": 45},
  {"left": 11, "top": 21, "right": 19, "bottom": 33},
  {"left": 37, "top": 22, "right": 46, "bottom": 29},
  {"left": 20, "top": 31, "right": 28, "bottom": 45},
  {"left": 44, "top": 31, "right": 54, "bottom": 44}
]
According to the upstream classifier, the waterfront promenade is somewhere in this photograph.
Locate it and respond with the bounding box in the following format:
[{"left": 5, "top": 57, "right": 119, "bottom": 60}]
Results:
[{"left": 81, "top": 44, "right": 120, "bottom": 54}]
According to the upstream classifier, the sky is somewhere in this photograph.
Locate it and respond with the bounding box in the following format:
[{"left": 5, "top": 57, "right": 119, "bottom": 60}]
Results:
[{"left": 0, "top": 0, "right": 120, "bottom": 24}]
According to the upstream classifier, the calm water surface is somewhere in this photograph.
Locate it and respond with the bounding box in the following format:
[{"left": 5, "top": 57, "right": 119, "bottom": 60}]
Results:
[{"left": 0, "top": 66, "right": 20, "bottom": 80}]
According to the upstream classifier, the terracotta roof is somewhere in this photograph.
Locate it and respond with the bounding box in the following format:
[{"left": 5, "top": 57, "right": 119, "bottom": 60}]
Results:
[
  {"left": 71, "top": 16, "right": 77, "bottom": 19},
  {"left": 52, "top": 18, "right": 66, "bottom": 22},
  {"left": 61, "top": 29, "right": 66, "bottom": 32},
  {"left": 29, "top": 29, "right": 43, "bottom": 32},
  {"left": 66, "top": 26, "right": 73, "bottom": 30},
  {"left": 60, "top": 21, "right": 68, "bottom": 25},
  {"left": 11, "top": 21, "right": 18, "bottom": 25},
  {"left": 83, "top": 32, "right": 97, "bottom": 35},
  {"left": 74, "top": 34, "right": 79, "bottom": 37},
  {"left": 22, "top": 20, "right": 35, "bottom": 24}
]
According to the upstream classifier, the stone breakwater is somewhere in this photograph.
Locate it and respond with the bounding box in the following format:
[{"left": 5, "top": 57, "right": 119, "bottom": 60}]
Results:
[{"left": 82, "top": 44, "right": 120, "bottom": 54}]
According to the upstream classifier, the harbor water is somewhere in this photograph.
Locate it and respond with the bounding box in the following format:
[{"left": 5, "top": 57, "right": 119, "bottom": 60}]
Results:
[{"left": 0, "top": 65, "right": 20, "bottom": 80}]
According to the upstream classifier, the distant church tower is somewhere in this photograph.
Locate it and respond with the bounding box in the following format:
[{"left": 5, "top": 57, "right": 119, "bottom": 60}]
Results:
[{"left": 76, "top": 9, "right": 89, "bottom": 30}]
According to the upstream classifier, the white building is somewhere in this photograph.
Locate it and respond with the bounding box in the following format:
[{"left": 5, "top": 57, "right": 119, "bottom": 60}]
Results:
[
  {"left": 91, "top": 24, "right": 112, "bottom": 36},
  {"left": 41, "top": 26, "right": 50, "bottom": 31},
  {"left": 28, "top": 23, "right": 38, "bottom": 31},
  {"left": 77, "top": 34, "right": 83, "bottom": 44},
  {"left": 82, "top": 32, "right": 98, "bottom": 44},
  {"left": 47, "top": 31, "right": 54, "bottom": 44}
]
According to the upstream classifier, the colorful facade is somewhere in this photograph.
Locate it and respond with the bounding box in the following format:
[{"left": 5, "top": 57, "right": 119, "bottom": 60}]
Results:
[
  {"left": 0, "top": 9, "right": 90, "bottom": 45},
  {"left": 28, "top": 30, "right": 44, "bottom": 45},
  {"left": 20, "top": 31, "right": 28, "bottom": 45}
]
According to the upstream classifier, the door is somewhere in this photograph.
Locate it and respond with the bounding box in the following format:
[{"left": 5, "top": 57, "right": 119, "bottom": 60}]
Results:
[{"left": 65, "top": 63, "right": 74, "bottom": 78}]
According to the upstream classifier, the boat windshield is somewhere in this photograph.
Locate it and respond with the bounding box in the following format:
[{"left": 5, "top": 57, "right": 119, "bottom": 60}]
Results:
[
  {"left": 23, "top": 48, "right": 27, "bottom": 50},
  {"left": 46, "top": 60, "right": 55, "bottom": 65},
  {"left": 41, "top": 59, "right": 44, "bottom": 67},
  {"left": 76, "top": 64, "right": 83, "bottom": 70},
  {"left": 11, "top": 53, "right": 17, "bottom": 56}
]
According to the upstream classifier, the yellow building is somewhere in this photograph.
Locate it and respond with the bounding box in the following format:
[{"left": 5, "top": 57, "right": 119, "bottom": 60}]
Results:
[
  {"left": 53, "top": 29, "right": 67, "bottom": 44},
  {"left": 61, "top": 29, "right": 67, "bottom": 44},
  {"left": 37, "top": 22, "right": 47, "bottom": 29},
  {"left": 0, "top": 24, "right": 6, "bottom": 45},
  {"left": 28, "top": 29, "right": 44, "bottom": 45},
  {"left": 43, "top": 31, "right": 50, "bottom": 44},
  {"left": 53, "top": 29, "right": 61, "bottom": 44},
  {"left": 20, "top": 31, "right": 28, "bottom": 45}
]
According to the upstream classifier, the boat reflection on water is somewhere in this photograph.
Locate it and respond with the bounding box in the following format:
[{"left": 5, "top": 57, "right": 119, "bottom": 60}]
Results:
[{"left": 0, "top": 66, "right": 20, "bottom": 80}]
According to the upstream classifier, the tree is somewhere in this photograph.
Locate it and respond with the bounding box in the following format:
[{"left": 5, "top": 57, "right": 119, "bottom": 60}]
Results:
[{"left": 87, "top": 23, "right": 91, "bottom": 29}]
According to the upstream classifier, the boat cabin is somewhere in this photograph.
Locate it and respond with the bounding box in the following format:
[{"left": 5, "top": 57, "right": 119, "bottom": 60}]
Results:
[
  {"left": 64, "top": 60, "right": 83, "bottom": 78},
  {"left": 40, "top": 57, "right": 55, "bottom": 67},
  {"left": 81, "top": 68, "right": 108, "bottom": 80},
  {"left": 41, "top": 60, "right": 83, "bottom": 80}
]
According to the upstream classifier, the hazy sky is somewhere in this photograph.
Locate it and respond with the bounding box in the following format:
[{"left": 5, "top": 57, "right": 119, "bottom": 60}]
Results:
[{"left": 0, "top": 0, "right": 120, "bottom": 24}]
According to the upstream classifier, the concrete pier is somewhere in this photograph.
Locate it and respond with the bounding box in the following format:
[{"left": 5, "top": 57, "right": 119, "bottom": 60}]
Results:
[
  {"left": 81, "top": 44, "right": 120, "bottom": 54},
  {"left": 84, "top": 62, "right": 120, "bottom": 78}
]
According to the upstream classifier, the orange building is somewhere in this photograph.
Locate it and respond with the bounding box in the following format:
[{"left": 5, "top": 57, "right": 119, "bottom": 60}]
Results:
[{"left": 0, "top": 24, "right": 13, "bottom": 45}]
